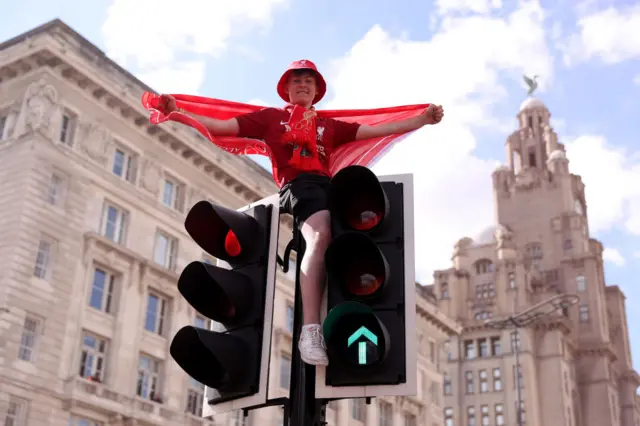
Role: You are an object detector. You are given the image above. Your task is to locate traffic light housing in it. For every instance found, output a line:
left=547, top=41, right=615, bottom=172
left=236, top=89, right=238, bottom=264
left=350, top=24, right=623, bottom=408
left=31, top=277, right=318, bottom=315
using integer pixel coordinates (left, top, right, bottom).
left=315, top=166, right=417, bottom=399
left=170, top=194, right=280, bottom=416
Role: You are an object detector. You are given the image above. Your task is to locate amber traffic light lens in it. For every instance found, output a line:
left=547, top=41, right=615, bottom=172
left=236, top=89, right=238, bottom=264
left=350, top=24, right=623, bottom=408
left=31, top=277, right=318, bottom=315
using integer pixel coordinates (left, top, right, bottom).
left=344, top=260, right=384, bottom=296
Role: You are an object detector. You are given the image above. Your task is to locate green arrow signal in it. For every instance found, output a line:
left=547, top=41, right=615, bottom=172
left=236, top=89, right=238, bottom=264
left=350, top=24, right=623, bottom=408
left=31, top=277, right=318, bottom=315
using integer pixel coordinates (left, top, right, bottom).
left=348, top=326, right=378, bottom=365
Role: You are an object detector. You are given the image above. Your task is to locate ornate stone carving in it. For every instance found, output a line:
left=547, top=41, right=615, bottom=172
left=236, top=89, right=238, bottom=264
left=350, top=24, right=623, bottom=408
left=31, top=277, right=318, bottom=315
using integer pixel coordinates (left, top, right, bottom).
left=495, top=224, right=515, bottom=249
left=15, top=78, right=59, bottom=139
left=78, top=121, right=112, bottom=165
left=139, top=158, right=162, bottom=195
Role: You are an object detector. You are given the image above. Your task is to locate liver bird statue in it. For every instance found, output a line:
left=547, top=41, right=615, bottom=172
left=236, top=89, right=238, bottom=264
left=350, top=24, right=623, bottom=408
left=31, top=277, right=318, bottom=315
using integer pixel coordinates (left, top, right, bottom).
left=523, top=74, right=539, bottom=96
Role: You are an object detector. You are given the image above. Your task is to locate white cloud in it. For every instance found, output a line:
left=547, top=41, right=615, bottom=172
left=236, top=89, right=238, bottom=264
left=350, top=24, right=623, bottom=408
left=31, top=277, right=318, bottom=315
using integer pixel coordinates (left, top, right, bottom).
left=136, top=61, right=206, bottom=94
left=603, top=247, right=626, bottom=267
left=435, top=0, right=503, bottom=15
left=562, top=4, right=640, bottom=65
left=564, top=135, right=640, bottom=235
left=634, top=74, right=640, bottom=86
left=101, top=0, right=288, bottom=93
left=324, top=0, right=552, bottom=282
left=634, top=251, right=640, bottom=259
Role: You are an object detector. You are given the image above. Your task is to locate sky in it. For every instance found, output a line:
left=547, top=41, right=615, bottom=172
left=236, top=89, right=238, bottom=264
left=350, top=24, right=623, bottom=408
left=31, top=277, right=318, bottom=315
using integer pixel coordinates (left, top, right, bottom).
left=2, top=0, right=640, bottom=370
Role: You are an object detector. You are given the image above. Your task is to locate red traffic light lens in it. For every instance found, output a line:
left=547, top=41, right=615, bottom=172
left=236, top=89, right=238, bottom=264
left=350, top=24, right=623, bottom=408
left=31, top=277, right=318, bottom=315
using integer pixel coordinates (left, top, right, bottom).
left=344, top=260, right=384, bottom=296
left=346, top=201, right=383, bottom=231
left=224, top=230, right=242, bottom=257
left=325, top=232, right=390, bottom=300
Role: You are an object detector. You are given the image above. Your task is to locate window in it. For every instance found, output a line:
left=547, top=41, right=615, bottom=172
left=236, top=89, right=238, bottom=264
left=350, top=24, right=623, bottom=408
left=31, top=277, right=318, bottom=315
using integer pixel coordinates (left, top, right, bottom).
left=475, top=311, right=492, bottom=321
left=481, top=405, right=489, bottom=426
left=279, top=354, right=291, bottom=389
left=515, top=401, right=525, bottom=424
left=5, top=397, right=28, bottom=426
left=464, top=340, right=476, bottom=359
left=100, top=203, right=128, bottom=244
left=162, top=177, right=184, bottom=211
left=528, top=148, right=536, bottom=167
left=467, top=406, right=476, bottom=426
left=579, top=305, right=589, bottom=322
left=69, top=415, right=100, bottom=426
left=89, top=267, right=116, bottom=314
left=527, top=116, right=533, bottom=128
left=513, top=364, right=523, bottom=389
left=154, top=231, right=177, bottom=270
left=564, top=239, right=573, bottom=250
left=479, top=339, right=488, bottom=357
left=137, top=354, right=162, bottom=401
left=475, top=283, right=495, bottom=299
left=230, top=410, right=249, bottom=426
left=443, top=374, right=452, bottom=395
left=59, top=110, right=76, bottom=146
left=379, top=401, right=392, bottom=426
left=475, top=259, right=493, bottom=275
left=404, top=413, right=417, bottom=426
left=194, top=314, right=211, bottom=330
left=479, top=370, right=488, bottom=393
left=350, top=399, right=364, bottom=421
left=79, top=332, right=108, bottom=382
left=440, top=282, right=449, bottom=298
left=493, top=368, right=503, bottom=391
left=465, top=371, right=474, bottom=394
left=429, top=340, right=436, bottom=363
left=491, top=337, right=501, bottom=355
left=33, top=237, right=53, bottom=280
left=444, top=339, right=451, bottom=361
left=495, top=403, right=504, bottom=426
left=285, top=304, right=294, bottom=333
left=576, top=275, right=586, bottom=292
left=144, top=293, right=168, bottom=335
left=508, top=272, right=516, bottom=288
left=18, top=316, right=40, bottom=362
left=46, top=172, right=65, bottom=206
left=444, top=407, right=454, bottom=426
left=0, top=114, right=7, bottom=139
left=525, top=243, right=543, bottom=259
left=511, top=332, right=521, bottom=351
left=112, top=147, right=135, bottom=182
left=186, top=377, right=205, bottom=416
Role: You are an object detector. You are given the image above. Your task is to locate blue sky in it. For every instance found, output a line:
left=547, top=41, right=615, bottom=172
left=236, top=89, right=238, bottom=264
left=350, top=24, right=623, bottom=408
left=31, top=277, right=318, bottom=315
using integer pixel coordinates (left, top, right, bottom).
left=2, top=0, right=640, bottom=372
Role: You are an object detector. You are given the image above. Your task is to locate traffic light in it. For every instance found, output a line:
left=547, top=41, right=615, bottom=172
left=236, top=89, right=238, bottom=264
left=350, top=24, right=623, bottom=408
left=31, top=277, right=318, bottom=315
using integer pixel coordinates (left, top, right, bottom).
left=315, top=166, right=417, bottom=399
left=170, top=194, right=280, bottom=416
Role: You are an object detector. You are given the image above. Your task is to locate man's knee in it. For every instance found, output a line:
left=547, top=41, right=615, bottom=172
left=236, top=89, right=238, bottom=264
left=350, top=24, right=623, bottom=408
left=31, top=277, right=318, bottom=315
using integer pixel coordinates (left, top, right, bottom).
left=301, top=210, right=332, bottom=250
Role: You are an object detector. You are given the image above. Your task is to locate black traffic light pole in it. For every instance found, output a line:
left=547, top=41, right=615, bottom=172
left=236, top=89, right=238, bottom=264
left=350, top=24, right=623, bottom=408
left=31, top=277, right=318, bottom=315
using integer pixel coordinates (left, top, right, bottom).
left=284, top=225, right=327, bottom=426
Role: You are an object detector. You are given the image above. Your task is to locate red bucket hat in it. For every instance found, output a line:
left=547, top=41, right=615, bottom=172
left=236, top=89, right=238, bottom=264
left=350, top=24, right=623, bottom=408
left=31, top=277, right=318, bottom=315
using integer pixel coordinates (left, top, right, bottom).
left=277, top=59, right=327, bottom=105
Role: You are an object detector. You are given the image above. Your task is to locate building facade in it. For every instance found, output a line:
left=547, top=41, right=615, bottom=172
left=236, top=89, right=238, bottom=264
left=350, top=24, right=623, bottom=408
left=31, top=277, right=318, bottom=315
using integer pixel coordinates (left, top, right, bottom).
left=432, top=97, right=640, bottom=426
left=0, top=20, right=459, bottom=426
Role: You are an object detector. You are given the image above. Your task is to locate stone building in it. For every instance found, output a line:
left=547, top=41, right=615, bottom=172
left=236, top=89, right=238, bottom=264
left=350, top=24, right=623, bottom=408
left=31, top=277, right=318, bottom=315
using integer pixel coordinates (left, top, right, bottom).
left=0, top=20, right=460, bottom=426
left=432, top=97, right=640, bottom=426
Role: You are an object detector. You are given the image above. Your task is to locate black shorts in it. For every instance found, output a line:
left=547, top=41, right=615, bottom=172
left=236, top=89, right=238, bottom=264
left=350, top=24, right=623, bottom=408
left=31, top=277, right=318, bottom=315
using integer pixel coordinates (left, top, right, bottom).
left=279, top=173, right=331, bottom=225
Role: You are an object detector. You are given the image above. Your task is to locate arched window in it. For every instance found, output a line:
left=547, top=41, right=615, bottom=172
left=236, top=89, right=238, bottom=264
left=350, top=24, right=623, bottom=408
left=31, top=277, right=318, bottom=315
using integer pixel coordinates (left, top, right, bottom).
left=475, top=259, right=494, bottom=275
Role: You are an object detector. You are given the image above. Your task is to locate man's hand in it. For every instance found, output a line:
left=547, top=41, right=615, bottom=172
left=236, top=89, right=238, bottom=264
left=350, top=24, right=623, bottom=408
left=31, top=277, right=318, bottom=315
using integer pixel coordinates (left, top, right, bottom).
left=158, top=94, right=178, bottom=114
left=423, top=104, right=444, bottom=125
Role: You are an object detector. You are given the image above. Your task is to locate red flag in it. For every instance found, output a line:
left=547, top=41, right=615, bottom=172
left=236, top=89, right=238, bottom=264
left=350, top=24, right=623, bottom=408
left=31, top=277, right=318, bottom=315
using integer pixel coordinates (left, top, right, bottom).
left=141, top=92, right=429, bottom=178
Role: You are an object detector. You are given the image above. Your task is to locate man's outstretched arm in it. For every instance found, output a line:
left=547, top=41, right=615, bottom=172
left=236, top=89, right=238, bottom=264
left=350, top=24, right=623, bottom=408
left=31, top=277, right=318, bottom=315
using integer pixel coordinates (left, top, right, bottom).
left=160, top=94, right=240, bottom=136
left=355, top=104, right=444, bottom=141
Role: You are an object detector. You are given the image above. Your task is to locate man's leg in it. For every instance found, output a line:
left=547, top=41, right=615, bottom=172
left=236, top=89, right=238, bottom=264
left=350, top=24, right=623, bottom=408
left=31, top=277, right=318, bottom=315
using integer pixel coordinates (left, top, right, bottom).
left=297, top=209, right=332, bottom=366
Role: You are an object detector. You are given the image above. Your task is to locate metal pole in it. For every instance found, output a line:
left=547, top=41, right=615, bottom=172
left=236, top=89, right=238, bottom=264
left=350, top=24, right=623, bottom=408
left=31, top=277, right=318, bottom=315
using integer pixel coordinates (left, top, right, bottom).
left=287, top=230, right=325, bottom=426
left=513, top=328, right=523, bottom=426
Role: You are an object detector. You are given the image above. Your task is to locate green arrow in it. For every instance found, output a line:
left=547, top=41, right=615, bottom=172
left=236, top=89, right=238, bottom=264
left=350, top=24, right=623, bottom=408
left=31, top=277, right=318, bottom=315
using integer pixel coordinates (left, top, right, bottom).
left=348, top=326, right=378, bottom=347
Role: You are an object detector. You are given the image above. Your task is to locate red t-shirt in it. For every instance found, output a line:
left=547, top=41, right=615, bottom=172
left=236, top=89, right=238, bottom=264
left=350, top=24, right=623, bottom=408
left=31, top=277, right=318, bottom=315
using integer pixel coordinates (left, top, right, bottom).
left=235, top=107, right=361, bottom=187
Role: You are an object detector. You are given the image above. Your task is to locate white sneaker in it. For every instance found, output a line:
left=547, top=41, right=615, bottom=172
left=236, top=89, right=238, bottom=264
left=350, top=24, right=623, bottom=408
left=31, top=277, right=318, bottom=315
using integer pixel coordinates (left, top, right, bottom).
left=298, top=324, right=329, bottom=366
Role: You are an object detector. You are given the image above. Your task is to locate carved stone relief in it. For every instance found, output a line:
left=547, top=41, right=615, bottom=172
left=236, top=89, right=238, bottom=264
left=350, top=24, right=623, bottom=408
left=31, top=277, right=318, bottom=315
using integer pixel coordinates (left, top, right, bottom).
left=78, top=120, right=112, bottom=166
left=139, top=157, right=162, bottom=196
left=14, top=78, right=60, bottom=139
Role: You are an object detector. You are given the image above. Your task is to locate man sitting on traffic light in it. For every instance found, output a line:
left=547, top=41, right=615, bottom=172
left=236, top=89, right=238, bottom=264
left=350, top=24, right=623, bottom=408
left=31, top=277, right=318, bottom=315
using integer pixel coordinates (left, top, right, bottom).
left=151, top=60, right=444, bottom=366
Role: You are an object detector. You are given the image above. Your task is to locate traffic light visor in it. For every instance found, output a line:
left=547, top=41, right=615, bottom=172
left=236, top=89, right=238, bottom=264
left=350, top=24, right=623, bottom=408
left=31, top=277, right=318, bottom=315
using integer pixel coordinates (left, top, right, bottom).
left=177, top=261, right=254, bottom=323
left=170, top=326, right=248, bottom=390
left=325, top=232, right=390, bottom=298
left=185, top=201, right=261, bottom=263
left=331, top=165, right=389, bottom=232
